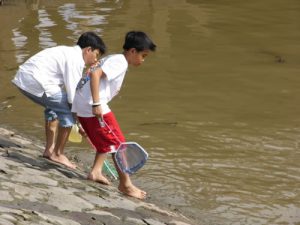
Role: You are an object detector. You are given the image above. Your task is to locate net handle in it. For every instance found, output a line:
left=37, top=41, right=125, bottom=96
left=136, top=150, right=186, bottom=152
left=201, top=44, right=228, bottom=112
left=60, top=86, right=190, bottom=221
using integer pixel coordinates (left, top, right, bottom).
left=98, top=117, right=122, bottom=144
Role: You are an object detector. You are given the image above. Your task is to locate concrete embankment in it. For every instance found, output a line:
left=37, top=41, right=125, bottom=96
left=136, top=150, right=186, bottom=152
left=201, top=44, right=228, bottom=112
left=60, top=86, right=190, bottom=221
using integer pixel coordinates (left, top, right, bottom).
left=0, top=126, right=196, bottom=225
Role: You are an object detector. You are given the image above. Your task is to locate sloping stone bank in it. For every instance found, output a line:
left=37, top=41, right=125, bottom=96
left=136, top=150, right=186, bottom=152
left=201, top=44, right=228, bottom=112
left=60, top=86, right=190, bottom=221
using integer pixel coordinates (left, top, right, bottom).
left=0, top=127, right=197, bottom=225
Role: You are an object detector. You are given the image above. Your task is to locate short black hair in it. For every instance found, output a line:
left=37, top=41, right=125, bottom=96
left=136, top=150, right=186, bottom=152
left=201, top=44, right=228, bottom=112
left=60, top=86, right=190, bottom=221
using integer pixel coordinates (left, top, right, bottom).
left=77, top=31, right=106, bottom=54
left=123, top=31, right=156, bottom=52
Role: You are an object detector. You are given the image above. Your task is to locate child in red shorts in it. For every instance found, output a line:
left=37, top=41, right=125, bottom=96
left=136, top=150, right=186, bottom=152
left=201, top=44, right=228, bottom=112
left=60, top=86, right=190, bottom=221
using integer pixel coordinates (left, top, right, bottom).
left=72, top=31, right=156, bottom=199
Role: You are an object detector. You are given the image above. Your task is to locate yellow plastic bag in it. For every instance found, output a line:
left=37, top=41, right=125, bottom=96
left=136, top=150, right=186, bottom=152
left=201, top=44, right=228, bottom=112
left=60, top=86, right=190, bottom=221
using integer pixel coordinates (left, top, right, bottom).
left=68, top=125, right=82, bottom=143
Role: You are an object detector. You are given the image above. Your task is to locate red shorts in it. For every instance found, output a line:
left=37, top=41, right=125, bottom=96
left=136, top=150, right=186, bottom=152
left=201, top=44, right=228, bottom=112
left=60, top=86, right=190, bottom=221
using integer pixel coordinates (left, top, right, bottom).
left=78, top=112, right=125, bottom=153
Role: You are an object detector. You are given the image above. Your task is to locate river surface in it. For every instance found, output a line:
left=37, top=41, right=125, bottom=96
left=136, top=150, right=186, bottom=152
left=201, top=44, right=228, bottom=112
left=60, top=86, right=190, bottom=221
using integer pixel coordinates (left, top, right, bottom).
left=1, top=0, right=300, bottom=224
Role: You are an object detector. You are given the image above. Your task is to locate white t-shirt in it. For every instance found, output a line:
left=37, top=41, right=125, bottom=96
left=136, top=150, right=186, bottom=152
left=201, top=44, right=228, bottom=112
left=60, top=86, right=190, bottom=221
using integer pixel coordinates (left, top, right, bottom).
left=12, top=45, right=85, bottom=103
left=72, top=54, right=128, bottom=117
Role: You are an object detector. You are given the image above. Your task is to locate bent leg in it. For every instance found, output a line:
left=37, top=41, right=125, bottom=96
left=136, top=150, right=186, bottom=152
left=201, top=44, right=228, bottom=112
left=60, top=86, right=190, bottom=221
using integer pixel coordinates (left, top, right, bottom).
left=49, top=126, right=76, bottom=169
left=43, top=119, right=58, bottom=158
left=42, top=91, right=76, bottom=169
left=87, top=152, right=110, bottom=185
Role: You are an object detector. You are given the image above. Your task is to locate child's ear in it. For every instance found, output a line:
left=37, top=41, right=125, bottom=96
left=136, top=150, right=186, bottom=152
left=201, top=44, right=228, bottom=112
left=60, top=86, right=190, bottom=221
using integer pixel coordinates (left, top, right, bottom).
left=87, top=47, right=93, bottom=53
left=129, top=48, right=137, bottom=54
left=82, top=47, right=91, bottom=55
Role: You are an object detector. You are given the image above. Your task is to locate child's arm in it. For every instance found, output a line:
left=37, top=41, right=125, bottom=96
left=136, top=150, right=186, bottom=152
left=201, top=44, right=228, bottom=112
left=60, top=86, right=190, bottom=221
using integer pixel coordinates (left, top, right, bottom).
left=90, top=68, right=105, bottom=117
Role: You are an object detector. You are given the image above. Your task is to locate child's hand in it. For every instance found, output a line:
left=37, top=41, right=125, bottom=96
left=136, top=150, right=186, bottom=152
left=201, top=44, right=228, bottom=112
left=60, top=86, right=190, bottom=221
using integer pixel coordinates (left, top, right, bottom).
left=78, top=125, right=87, bottom=137
left=92, top=105, right=103, bottom=118
left=86, top=61, right=100, bottom=75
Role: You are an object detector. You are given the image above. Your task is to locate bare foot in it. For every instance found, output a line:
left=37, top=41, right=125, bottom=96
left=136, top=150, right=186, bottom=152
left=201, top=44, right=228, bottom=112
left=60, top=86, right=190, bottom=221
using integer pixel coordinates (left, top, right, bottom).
left=87, top=172, right=110, bottom=185
left=49, top=154, right=77, bottom=169
left=118, top=184, right=147, bottom=200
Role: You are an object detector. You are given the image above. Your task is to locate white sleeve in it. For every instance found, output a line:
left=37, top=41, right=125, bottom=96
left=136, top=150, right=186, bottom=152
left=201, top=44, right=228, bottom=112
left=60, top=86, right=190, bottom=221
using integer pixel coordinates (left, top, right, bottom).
left=101, top=56, right=127, bottom=80
left=63, top=59, right=82, bottom=104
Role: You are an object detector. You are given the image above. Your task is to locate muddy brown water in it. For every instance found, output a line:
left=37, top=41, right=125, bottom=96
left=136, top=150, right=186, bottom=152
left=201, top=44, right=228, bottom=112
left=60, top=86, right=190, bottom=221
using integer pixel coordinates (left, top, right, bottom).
left=1, top=0, right=300, bottom=224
